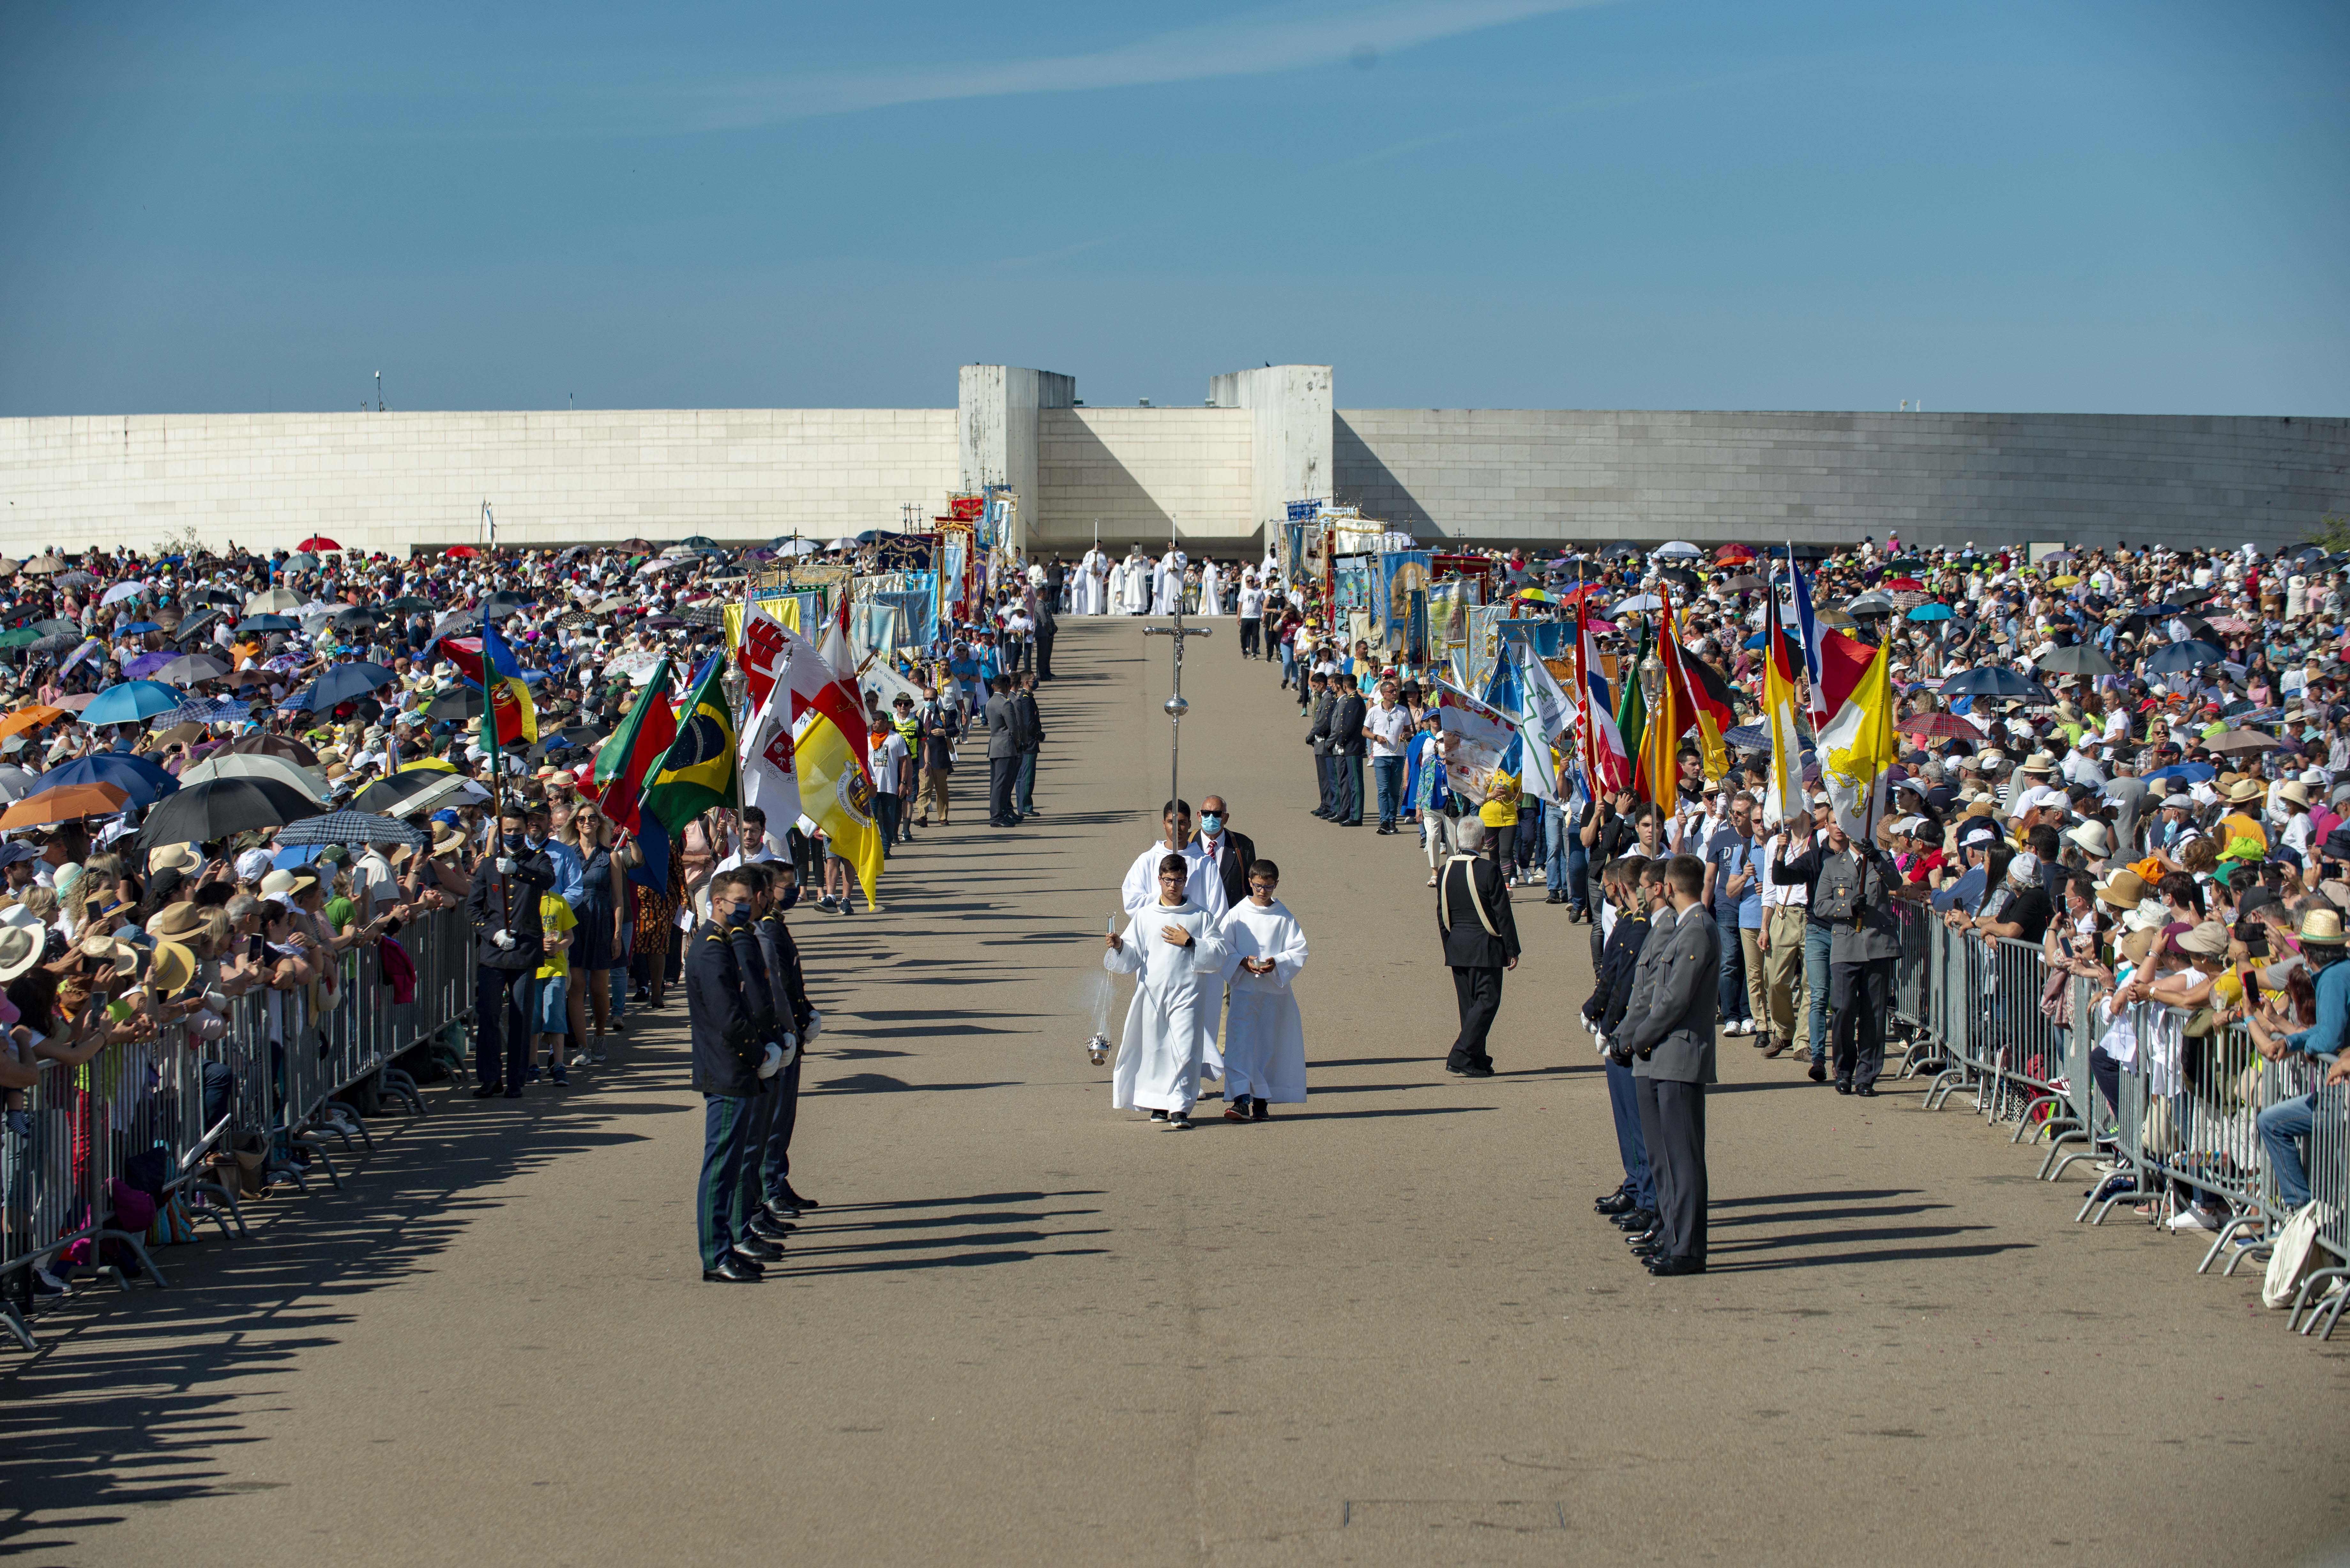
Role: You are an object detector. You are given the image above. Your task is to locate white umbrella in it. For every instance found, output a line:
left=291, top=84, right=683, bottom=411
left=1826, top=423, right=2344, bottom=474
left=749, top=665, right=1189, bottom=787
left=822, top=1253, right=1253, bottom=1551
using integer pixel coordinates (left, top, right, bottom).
left=245, top=587, right=301, bottom=614
left=1612, top=592, right=1663, bottom=613
left=0, top=763, right=36, bottom=803
left=827, top=537, right=856, bottom=551
left=101, top=581, right=148, bottom=606
left=1653, top=541, right=1702, bottom=559
left=775, top=539, right=822, bottom=557
left=178, top=750, right=330, bottom=802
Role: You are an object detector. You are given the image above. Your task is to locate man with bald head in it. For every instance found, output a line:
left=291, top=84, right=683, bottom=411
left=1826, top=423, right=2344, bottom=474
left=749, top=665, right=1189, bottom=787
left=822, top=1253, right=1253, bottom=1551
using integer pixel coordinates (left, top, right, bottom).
left=1194, top=795, right=1255, bottom=909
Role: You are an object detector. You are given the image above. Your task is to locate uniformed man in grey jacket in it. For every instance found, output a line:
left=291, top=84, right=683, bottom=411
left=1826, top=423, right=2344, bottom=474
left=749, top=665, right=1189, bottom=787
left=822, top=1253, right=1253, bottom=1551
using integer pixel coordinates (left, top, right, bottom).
left=1814, top=827, right=1905, bottom=1097
left=1618, top=853, right=1719, bottom=1277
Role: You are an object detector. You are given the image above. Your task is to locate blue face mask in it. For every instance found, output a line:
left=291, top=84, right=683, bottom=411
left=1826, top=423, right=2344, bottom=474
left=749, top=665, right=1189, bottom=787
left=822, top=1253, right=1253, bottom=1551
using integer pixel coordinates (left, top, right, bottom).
left=1200, top=814, right=1224, bottom=834
left=779, top=885, right=801, bottom=911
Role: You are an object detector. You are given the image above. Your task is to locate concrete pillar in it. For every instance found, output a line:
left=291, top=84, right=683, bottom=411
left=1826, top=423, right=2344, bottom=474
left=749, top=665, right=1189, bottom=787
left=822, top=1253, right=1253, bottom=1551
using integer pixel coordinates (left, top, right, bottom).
left=1209, top=365, right=1333, bottom=548
left=958, top=365, right=1073, bottom=558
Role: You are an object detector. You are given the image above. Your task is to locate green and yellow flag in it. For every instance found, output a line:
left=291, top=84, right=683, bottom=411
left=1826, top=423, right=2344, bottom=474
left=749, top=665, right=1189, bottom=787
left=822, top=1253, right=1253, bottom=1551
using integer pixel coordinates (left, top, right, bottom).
left=641, top=653, right=739, bottom=833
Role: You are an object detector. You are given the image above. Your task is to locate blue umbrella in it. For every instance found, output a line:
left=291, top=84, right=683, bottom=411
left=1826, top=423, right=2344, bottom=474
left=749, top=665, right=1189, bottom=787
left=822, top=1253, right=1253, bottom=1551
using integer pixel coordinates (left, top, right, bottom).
left=2144, top=640, right=2224, bottom=674
left=288, top=662, right=394, bottom=713
left=1907, top=603, right=1953, bottom=622
left=80, top=680, right=187, bottom=726
left=2144, top=761, right=2217, bottom=788
left=1741, top=629, right=1805, bottom=652
left=119, top=621, right=162, bottom=635
left=151, top=697, right=253, bottom=729
left=42, top=752, right=180, bottom=808
left=239, top=614, right=300, bottom=632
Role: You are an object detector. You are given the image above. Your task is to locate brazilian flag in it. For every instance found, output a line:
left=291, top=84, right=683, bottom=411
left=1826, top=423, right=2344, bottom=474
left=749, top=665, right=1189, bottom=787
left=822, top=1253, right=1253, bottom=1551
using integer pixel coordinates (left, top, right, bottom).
left=642, top=653, right=739, bottom=833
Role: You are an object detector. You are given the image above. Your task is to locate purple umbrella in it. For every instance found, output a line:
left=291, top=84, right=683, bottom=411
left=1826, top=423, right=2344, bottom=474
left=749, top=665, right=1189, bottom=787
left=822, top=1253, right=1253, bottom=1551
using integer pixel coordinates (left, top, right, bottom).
left=124, top=649, right=176, bottom=681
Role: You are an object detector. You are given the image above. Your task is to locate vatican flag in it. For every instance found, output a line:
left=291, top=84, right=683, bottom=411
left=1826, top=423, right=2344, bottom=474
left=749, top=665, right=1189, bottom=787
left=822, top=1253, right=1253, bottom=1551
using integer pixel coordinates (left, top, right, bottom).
left=1815, top=637, right=1898, bottom=843
left=793, top=706, right=885, bottom=912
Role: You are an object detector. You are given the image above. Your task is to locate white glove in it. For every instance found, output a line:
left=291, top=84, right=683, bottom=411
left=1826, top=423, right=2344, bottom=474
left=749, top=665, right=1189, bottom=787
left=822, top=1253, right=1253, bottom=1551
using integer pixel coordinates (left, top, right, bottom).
left=1592, top=1030, right=1610, bottom=1058
left=757, top=1043, right=784, bottom=1079
left=777, top=1033, right=800, bottom=1068
left=803, top=1010, right=823, bottom=1043
left=492, top=929, right=517, bottom=951
left=495, top=856, right=519, bottom=874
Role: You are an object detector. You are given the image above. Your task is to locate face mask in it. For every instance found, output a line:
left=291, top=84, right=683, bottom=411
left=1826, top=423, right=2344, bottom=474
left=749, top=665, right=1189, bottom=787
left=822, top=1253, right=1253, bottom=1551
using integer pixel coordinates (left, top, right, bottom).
left=779, top=885, right=800, bottom=911
left=1200, top=814, right=1223, bottom=834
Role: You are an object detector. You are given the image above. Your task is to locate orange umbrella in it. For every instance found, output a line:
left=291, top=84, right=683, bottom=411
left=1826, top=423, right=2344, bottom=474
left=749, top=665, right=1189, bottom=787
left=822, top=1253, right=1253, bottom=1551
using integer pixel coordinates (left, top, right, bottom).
left=0, top=705, right=64, bottom=740
left=0, top=780, right=128, bottom=828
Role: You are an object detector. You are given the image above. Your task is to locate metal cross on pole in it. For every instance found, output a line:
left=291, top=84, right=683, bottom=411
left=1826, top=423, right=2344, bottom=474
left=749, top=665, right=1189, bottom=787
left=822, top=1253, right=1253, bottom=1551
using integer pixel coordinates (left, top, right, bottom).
left=1143, top=600, right=1212, bottom=815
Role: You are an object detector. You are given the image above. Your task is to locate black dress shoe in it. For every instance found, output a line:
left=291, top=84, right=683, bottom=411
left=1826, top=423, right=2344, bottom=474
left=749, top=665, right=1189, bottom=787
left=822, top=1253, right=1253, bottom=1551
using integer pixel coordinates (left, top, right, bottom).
left=472, top=1084, right=505, bottom=1098
left=1459, top=1063, right=1494, bottom=1078
left=781, top=1186, right=820, bottom=1210
left=1626, top=1227, right=1662, bottom=1249
left=735, top=1236, right=785, bottom=1262
left=749, top=1214, right=797, bottom=1242
left=702, top=1258, right=762, bottom=1283
left=1444, top=1062, right=1467, bottom=1075
left=1646, top=1254, right=1706, bottom=1277
left=1808, top=1061, right=1828, bottom=1082
left=1614, top=1207, right=1658, bottom=1233
left=1595, top=1189, right=1637, bottom=1216
left=727, top=1251, right=766, bottom=1277
left=1855, top=1084, right=1877, bottom=1098
left=1834, top=1080, right=1854, bottom=1095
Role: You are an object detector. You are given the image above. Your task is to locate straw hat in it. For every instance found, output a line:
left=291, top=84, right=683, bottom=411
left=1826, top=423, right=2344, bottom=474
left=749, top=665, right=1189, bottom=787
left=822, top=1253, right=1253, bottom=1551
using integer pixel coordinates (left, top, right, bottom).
left=2299, top=908, right=2347, bottom=946
left=2118, top=926, right=2159, bottom=967
left=430, top=821, right=468, bottom=857
left=147, top=841, right=201, bottom=877
left=148, top=939, right=197, bottom=997
left=2096, top=868, right=2148, bottom=909
left=0, top=924, right=41, bottom=983
left=148, top=901, right=206, bottom=940
left=2226, top=778, right=2264, bottom=804
left=2019, top=752, right=2057, bottom=776
left=2176, top=920, right=2230, bottom=957
left=2279, top=780, right=2311, bottom=809
left=78, top=933, right=142, bottom=972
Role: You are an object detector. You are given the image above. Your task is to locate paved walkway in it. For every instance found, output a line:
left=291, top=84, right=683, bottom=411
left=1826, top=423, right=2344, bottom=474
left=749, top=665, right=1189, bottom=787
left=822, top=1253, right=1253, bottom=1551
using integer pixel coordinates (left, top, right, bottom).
left=5, top=620, right=2345, bottom=1566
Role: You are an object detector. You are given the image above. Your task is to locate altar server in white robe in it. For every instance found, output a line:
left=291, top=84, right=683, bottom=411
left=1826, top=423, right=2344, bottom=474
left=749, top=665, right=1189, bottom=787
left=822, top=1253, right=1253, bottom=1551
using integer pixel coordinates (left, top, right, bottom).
left=1153, top=550, right=1187, bottom=614
left=1199, top=560, right=1224, bottom=616
left=1118, top=801, right=1229, bottom=1076
left=1080, top=547, right=1108, bottom=615
left=1106, top=854, right=1232, bottom=1129
left=1217, top=858, right=1308, bottom=1120
left=1120, top=550, right=1151, bottom=614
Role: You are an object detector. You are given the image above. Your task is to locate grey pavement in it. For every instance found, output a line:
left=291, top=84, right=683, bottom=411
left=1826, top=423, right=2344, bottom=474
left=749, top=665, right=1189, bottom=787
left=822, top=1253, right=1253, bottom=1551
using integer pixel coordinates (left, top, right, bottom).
left=5, top=619, right=2346, bottom=1566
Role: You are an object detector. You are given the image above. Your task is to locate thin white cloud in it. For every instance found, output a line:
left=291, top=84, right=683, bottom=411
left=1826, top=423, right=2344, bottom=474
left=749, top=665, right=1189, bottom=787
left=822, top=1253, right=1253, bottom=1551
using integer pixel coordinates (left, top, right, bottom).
left=686, top=0, right=1619, bottom=129
left=1328, top=66, right=1808, bottom=171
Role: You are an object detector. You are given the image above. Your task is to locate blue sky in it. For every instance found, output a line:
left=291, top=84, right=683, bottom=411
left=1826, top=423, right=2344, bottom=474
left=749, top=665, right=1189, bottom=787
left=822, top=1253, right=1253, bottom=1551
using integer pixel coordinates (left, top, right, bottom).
left=3, top=1, right=2344, bottom=416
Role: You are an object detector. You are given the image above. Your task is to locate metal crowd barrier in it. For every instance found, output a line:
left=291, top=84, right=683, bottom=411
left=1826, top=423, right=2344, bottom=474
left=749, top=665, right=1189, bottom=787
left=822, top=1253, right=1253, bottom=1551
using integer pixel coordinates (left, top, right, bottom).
left=0, top=908, right=475, bottom=1353
left=1897, top=916, right=2350, bottom=1342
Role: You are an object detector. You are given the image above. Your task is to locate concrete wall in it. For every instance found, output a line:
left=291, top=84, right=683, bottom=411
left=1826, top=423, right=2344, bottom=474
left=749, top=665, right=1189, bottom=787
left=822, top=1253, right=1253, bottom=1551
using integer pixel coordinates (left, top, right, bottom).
left=1209, top=365, right=1334, bottom=542
left=0, top=408, right=961, bottom=554
left=957, top=365, right=1073, bottom=556
left=1334, top=409, right=2350, bottom=553
left=1032, top=407, right=1253, bottom=552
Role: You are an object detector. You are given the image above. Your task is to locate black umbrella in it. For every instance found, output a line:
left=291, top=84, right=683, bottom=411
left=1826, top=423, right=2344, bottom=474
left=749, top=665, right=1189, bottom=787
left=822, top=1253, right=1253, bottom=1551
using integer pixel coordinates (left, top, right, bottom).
left=30, top=632, right=79, bottom=655
left=2035, top=644, right=2116, bottom=677
left=1939, top=666, right=2055, bottom=703
left=1658, top=567, right=1700, bottom=591
left=174, top=608, right=226, bottom=645
left=330, top=606, right=377, bottom=629
left=240, top=614, right=299, bottom=632
left=678, top=535, right=720, bottom=549
left=382, top=595, right=435, bottom=613
left=526, top=725, right=604, bottom=762
left=28, top=619, right=77, bottom=637
left=351, top=770, right=461, bottom=816
left=1601, top=541, right=1645, bottom=561
left=2144, top=640, right=2224, bottom=674
left=427, top=687, right=485, bottom=721
left=138, top=777, right=315, bottom=845
left=275, top=810, right=428, bottom=848
left=289, top=662, right=393, bottom=712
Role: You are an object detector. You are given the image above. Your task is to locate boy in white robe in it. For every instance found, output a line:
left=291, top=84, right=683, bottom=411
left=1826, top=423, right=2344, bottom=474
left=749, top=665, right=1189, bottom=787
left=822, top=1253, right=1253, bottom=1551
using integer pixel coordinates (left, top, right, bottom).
left=1116, top=800, right=1227, bottom=1077
left=1217, top=858, right=1308, bottom=1120
left=1106, top=854, right=1232, bottom=1130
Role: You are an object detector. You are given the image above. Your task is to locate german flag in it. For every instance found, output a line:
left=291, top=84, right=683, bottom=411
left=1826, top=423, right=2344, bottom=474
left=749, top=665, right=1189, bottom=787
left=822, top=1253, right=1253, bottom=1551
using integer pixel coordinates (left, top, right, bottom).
left=1681, top=647, right=1738, bottom=783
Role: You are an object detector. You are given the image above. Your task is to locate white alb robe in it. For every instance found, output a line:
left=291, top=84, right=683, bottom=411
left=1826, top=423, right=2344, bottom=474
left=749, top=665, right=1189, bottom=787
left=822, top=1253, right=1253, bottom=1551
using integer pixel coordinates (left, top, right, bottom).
left=1119, top=556, right=1150, bottom=614
left=1120, top=842, right=1229, bottom=1075
left=1080, top=550, right=1107, bottom=614
left=1218, top=898, right=1309, bottom=1104
left=1107, top=900, right=1231, bottom=1112
left=1153, top=551, right=1187, bottom=614
left=1199, top=562, right=1224, bottom=616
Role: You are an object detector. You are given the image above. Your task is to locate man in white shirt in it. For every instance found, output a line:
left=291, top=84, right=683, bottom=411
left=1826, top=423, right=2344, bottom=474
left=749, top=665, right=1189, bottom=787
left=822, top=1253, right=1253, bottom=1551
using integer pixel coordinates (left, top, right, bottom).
left=1757, top=811, right=1813, bottom=1060
left=1364, top=680, right=1412, bottom=835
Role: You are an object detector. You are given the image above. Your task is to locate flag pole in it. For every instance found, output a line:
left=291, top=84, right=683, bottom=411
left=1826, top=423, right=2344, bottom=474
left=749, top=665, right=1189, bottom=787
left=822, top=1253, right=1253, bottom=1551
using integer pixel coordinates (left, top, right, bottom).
left=482, top=629, right=509, bottom=931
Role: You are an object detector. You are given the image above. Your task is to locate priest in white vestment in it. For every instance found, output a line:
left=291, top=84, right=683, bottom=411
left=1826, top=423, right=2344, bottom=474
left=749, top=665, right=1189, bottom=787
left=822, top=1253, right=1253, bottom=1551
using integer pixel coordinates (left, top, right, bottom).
left=1199, top=560, right=1224, bottom=616
left=1153, top=550, right=1187, bottom=614
left=1080, top=548, right=1107, bottom=614
left=1217, top=860, right=1308, bottom=1119
left=1119, top=551, right=1150, bottom=614
left=1106, top=854, right=1233, bottom=1128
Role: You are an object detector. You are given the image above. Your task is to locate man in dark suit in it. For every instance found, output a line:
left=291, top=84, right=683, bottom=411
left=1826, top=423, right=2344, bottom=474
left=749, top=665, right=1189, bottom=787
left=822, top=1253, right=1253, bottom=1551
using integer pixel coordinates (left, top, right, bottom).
left=1033, top=594, right=1058, bottom=680
left=1330, top=674, right=1368, bottom=827
left=1305, top=673, right=1337, bottom=818
left=1584, top=856, right=1659, bottom=1236
left=1438, top=817, right=1519, bottom=1076
left=689, top=868, right=780, bottom=1283
left=1194, top=794, right=1255, bottom=908
left=984, top=676, right=1020, bottom=827
left=461, top=802, right=557, bottom=1100
left=1012, top=673, right=1045, bottom=818
left=1043, top=557, right=1066, bottom=614
left=1620, top=853, right=1720, bottom=1277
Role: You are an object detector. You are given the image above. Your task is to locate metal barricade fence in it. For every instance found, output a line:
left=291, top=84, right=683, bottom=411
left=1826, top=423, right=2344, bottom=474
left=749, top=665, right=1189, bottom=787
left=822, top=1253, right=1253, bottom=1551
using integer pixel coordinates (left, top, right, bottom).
left=1894, top=911, right=2350, bottom=1342
left=1, top=908, right=475, bottom=1353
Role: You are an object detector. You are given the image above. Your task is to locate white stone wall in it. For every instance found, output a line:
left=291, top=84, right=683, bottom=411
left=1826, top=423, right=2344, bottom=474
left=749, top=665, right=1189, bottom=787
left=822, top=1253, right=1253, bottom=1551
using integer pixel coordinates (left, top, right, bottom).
left=0, top=408, right=961, bottom=555
left=1334, top=409, right=2350, bottom=553
left=1032, top=407, right=1255, bottom=551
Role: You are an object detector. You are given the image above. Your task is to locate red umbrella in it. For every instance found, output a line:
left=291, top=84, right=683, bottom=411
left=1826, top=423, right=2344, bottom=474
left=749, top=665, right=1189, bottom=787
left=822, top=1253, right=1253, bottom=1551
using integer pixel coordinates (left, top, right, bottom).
left=1884, top=577, right=1924, bottom=591
left=1897, top=712, right=1982, bottom=742
left=1557, top=582, right=1611, bottom=603
left=444, top=545, right=482, bottom=559
left=296, top=535, right=341, bottom=552
left=1715, top=544, right=1755, bottom=562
